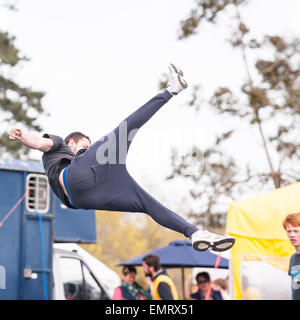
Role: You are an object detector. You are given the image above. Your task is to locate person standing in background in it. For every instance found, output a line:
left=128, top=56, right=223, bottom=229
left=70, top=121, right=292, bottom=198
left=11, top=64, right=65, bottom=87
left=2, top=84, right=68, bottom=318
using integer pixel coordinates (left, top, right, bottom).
left=213, top=277, right=231, bottom=300
left=111, top=266, right=152, bottom=300
left=190, top=272, right=223, bottom=300
left=283, top=212, right=300, bottom=300
left=142, top=254, right=178, bottom=300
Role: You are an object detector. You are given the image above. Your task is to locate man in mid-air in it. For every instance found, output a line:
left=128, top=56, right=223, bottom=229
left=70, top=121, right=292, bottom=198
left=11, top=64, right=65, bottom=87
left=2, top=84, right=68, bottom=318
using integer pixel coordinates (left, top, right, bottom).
left=9, top=64, right=235, bottom=253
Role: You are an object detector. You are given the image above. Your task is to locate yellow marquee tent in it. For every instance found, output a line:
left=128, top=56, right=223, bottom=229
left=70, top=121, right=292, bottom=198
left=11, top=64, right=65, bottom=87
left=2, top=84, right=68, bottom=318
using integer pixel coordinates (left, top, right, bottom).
left=225, top=182, right=300, bottom=299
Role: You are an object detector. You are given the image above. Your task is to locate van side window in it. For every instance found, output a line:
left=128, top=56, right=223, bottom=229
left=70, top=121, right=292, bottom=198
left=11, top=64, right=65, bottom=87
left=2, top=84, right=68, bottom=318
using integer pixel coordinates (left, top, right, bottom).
left=26, top=174, right=49, bottom=213
left=60, top=257, right=83, bottom=300
left=59, top=257, right=109, bottom=300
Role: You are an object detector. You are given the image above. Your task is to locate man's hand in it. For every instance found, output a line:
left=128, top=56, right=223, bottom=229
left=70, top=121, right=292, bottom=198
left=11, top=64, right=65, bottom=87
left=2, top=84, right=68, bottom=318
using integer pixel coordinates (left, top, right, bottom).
left=8, top=127, right=53, bottom=152
left=9, top=128, right=23, bottom=141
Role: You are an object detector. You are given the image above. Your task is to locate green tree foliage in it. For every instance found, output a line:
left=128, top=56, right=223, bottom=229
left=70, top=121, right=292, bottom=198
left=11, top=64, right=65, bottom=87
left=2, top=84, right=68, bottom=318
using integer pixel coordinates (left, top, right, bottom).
left=166, top=0, right=300, bottom=229
left=0, top=4, right=46, bottom=158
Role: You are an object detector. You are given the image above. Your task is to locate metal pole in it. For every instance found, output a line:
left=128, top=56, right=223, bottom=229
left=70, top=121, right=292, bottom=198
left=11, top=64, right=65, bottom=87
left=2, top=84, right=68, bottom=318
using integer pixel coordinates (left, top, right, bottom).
left=181, top=267, right=185, bottom=299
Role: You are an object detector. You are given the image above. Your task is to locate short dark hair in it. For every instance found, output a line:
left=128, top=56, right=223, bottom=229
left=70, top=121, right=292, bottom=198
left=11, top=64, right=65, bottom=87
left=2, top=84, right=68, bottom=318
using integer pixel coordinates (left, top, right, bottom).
left=122, top=266, right=136, bottom=275
left=196, top=272, right=210, bottom=283
left=64, top=131, right=91, bottom=145
left=142, top=254, right=161, bottom=271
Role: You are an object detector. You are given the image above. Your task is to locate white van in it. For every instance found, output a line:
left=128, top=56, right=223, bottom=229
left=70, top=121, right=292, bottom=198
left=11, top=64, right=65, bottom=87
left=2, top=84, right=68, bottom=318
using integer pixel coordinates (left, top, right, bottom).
left=52, top=244, right=121, bottom=300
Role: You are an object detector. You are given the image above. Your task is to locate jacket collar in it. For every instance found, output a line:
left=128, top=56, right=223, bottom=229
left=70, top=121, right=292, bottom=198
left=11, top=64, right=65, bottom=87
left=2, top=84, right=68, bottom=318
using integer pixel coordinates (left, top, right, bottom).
left=152, top=268, right=167, bottom=281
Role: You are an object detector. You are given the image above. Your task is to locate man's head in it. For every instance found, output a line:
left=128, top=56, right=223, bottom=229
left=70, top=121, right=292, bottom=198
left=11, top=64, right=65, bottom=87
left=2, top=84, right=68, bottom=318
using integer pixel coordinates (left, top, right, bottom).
left=283, top=212, right=300, bottom=251
left=196, top=272, right=211, bottom=293
left=142, top=254, right=161, bottom=277
left=64, top=132, right=91, bottom=155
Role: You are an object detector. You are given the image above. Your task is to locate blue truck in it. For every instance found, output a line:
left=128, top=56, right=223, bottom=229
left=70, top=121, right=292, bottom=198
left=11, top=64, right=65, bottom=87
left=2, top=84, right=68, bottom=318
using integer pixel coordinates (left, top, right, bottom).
left=0, top=158, right=119, bottom=300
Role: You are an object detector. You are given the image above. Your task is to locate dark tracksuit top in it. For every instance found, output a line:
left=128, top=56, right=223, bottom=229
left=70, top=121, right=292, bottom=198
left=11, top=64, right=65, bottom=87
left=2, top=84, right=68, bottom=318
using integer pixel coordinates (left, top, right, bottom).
left=42, top=90, right=198, bottom=238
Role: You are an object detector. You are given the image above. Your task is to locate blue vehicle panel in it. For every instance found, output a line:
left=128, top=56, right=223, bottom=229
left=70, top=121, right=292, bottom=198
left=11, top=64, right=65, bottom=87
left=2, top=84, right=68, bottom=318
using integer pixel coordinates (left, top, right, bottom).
left=0, top=158, right=96, bottom=299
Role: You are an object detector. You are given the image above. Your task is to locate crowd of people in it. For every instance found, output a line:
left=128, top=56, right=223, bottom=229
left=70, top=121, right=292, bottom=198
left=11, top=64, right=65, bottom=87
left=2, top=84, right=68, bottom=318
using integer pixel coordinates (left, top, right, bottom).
left=110, top=212, right=300, bottom=300
left=111, top=254, right=230, bottom=300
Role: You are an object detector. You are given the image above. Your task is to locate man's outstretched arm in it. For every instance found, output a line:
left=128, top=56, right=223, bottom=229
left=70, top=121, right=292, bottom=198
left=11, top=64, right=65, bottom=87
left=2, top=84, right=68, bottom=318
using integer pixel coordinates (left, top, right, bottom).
left=9, top=128, right=53, bottom=152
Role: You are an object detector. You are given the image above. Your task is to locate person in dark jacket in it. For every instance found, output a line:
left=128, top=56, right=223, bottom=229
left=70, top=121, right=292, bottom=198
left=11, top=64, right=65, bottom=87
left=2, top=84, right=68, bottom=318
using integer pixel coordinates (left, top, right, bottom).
left=190, top=272, right=223, bottom=300
left=111, top=266, right=151, bottom=300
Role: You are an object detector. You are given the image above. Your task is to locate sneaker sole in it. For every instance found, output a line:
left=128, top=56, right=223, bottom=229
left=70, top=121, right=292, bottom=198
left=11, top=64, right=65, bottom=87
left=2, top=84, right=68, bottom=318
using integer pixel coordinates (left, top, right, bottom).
left=211, top=238, right=235, bottom=252
left=169, top=64, right=188, bottom=90
left=193, top=238, right=235, bottom=252
left=178, top=75, right=188, bottom=89
left=192, top=240, right=211, bottom=252
left=169, top=63, right=184, bottom=77
left=168, top=63, right=188, bottom=94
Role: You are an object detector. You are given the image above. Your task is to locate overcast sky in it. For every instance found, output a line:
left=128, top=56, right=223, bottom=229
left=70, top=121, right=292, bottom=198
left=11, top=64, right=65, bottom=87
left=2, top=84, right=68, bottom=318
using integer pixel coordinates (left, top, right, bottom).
left=1, top=0, right=300, bottom=211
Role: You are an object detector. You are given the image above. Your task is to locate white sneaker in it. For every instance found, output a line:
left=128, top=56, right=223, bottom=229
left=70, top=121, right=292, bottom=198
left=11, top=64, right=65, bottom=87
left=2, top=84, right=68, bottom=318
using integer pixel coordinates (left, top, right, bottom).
left=166, top=63, right=188, bottom=95
left=191, top=230, right=236, bottom=252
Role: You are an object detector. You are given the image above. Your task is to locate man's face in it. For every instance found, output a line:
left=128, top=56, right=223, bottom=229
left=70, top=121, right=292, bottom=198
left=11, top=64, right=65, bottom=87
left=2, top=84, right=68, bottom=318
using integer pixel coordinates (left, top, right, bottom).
left=286, top=224, right=300, bottom=249
left=68, top=137, right=91, bottom=155
left=197, top=276, right=210, bottom=293
left=142, top=261, right=152, bottom=277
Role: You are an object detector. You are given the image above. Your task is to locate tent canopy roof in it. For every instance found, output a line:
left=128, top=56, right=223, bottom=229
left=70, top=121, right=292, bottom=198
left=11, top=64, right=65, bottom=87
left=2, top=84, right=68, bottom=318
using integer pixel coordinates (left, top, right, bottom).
left=118, top=240, right=229, bottom=269
left=226, top=182, right=300, bottom=240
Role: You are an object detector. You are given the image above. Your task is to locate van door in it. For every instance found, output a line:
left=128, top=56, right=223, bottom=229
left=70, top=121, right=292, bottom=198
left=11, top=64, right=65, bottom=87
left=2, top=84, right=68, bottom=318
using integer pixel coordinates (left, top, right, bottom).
left=20, top=173, right=53, bottom=300
left=57, top=255, right=110, bottom=300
